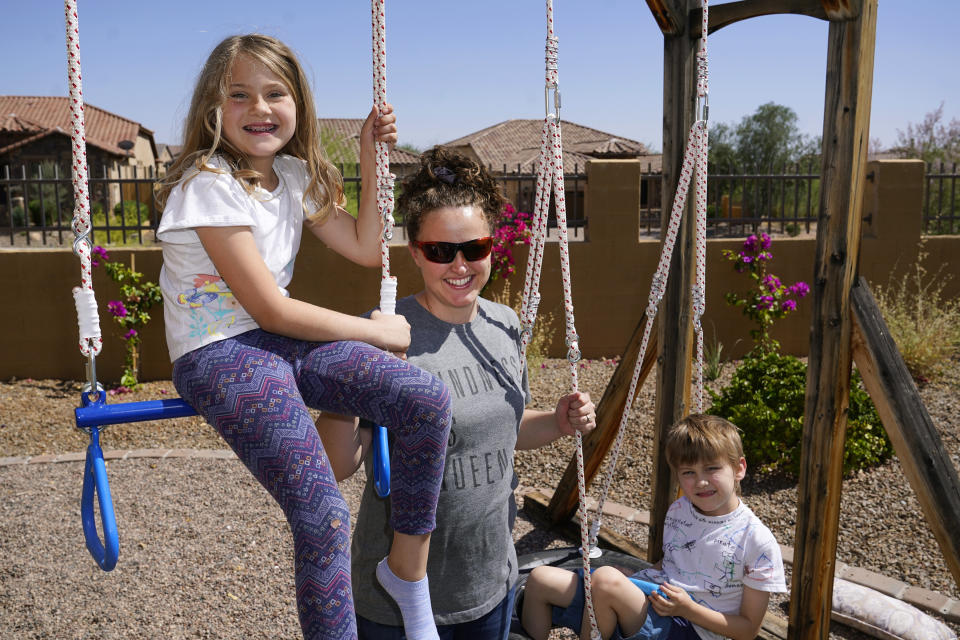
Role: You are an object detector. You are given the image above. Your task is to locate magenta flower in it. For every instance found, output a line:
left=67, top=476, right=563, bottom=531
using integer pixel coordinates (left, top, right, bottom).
left=92, top=245, right=109, bottom=267
left=107, top=300, right=128, bottom=318
left=782, top=300, right=797, bottom=311
left=123, top=328, right=138, bottom=340
left=790, top=282, right=810, bottom=298
left=743, top=235, right=758, bottom=253
left=759, top=233, right=772, bottom=250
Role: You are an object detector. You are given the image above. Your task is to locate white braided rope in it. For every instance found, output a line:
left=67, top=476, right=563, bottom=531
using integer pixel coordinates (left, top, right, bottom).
left=517, top=3, right=598, bottom=637
left=371, top=0, right=397, bottom=306
left=65, top=0, right=102, bottom=359
left=585, top=0, right=710, bottom=548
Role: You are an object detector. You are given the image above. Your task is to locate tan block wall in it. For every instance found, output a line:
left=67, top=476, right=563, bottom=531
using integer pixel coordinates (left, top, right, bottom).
left=0, top=159, right=954, bottom=383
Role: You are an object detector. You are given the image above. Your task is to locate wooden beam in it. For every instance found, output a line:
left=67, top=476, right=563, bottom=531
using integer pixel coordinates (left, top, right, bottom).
left=790, top=1, right=877, bottom=639
left=690, top=0, right=829, bottom=37
left=850, top=277, right=960, bottom=588
left=645, top=0, right=687, bottom=36
left=649, top=0, right=698, bottom=567
left=546, top=315, right=659, bottom=524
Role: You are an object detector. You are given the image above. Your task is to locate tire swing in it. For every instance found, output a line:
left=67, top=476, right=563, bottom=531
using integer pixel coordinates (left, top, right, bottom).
left=510, top=1, right=711, bottom=637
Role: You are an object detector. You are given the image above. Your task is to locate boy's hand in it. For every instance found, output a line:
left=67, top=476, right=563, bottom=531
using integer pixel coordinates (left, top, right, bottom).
left=554, top=391, right=596, bottom=437
left=648, top=582, right=693, bottom=618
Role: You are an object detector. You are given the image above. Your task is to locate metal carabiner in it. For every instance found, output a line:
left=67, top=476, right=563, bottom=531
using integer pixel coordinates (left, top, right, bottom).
left=545, top=85, right=562, bottom=123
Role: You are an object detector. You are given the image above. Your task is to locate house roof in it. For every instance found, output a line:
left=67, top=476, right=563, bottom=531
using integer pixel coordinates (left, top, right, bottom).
left=318, top=118, right=419, bottom=166
left=0, top=96, right=152, bottom=157
left=441, top=119, right=653, bottom=173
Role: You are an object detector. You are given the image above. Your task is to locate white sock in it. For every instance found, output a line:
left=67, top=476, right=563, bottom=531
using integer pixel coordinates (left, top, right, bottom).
left=376, top=557, right=439, bottom=640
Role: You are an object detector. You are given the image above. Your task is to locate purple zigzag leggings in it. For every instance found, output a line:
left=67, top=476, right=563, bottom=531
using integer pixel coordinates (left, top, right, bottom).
left=172, top=329, right=452, bottom=640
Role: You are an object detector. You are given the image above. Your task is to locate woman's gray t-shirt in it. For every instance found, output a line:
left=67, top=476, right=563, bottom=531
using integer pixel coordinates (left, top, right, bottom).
left=351, top=294, right=531, bottom=626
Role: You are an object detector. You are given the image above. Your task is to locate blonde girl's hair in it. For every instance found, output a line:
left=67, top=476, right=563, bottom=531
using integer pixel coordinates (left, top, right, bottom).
left=156, top=34, right=344, bottom=223
left=665, top=414, right=746, bottom=492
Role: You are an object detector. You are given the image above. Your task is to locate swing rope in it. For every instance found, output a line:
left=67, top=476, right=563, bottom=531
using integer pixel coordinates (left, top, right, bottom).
left=371, top=0, right=395, bottom=498
left=65, top=0, right=102, bottom=373
left=518, top=2, right=710, bottom=637
left=518, top=2, right=602, bottom=637
left=372, top=0, right=398, bottom=312
left=582, top=0, right=710, bottom=553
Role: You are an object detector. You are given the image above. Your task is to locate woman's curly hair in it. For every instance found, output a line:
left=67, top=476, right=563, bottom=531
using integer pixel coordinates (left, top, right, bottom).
left=397, top=147, right=505, bottom=241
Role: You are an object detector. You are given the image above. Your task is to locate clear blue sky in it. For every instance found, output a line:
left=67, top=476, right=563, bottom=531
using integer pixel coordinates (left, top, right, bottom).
left=2, top=1, right=957, bottom=152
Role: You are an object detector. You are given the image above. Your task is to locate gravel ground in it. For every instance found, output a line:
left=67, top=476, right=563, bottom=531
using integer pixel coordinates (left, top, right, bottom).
left=1, top=356, right=958, bottom=639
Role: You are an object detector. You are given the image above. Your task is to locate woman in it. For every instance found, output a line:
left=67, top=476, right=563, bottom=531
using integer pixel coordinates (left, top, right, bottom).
left=317, top=147, right=596, bottom=640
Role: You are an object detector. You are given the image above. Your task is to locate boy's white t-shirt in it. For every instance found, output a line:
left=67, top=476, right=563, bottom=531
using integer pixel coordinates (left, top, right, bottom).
left=635, top=496, right=787, bottom=640
left=157, top=154, right=310, bottom=362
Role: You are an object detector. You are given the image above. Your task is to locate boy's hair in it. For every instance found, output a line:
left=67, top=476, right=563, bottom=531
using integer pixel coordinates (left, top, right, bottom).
left=665, top=414, right=745, bottom=478
left=397, top=147, right=505, bottom=241
left=156, top=34, right=344, bottom=224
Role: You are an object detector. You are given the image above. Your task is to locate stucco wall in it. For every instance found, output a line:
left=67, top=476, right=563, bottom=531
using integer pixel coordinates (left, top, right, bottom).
left=0, top=159, right=953, bottom=383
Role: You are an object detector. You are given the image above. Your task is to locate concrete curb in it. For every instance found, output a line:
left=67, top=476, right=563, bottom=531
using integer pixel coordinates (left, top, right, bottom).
left=0, top=448, right=237, bottom=467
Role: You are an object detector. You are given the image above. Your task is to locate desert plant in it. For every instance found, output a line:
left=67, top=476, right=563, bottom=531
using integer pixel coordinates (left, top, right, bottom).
left=703, top=331, right=725, bottom=382
left=490, top=279, right=556, bottom=373
left=709, top=351, right=892, bottom=475
left=872, top=243, right=960, bottom=382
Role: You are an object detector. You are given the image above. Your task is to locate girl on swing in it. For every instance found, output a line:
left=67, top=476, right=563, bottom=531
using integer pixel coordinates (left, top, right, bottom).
left=155, top=34, right=451, bottom=640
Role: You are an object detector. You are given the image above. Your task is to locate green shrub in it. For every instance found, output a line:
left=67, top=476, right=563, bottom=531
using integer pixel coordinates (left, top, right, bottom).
left=872, top=244, right=960, bottom=383
left=709, top=351, right=893, bottom=475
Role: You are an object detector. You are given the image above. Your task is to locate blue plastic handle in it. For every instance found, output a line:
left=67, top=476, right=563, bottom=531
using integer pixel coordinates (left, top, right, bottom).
left=372, top=424, right=390, bottom=498
left=629, top=578, right=667, bottom=598
left=81, top=427, right=119, bottom=571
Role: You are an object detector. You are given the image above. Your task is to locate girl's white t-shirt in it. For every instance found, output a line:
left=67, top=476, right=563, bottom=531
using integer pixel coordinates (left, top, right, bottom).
left=157, top=154, right=309, bottom=362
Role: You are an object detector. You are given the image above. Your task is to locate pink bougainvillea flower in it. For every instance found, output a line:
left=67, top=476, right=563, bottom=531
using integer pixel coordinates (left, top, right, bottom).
left=107, top=300, right=128, bottom=318
left=123, top=329, right=138, bottom=340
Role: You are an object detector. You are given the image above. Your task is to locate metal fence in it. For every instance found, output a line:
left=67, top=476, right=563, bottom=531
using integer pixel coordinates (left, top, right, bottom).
left=0, top=162, right=589, bottom=247
left=0, top=162, right=160, bottom=247
left=925, top=162, right=959, bottom=234
left=12, top=159, right=953, bottom=246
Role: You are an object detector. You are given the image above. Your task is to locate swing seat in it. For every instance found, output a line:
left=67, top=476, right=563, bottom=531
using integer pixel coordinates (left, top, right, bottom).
left=74, top=390, right=198, bottom=570
left=509, top=548, right=654, bottom=639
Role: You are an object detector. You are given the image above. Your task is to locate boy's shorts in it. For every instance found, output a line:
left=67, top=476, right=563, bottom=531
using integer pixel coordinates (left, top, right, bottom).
left=550, top=569, right=701, bottom=640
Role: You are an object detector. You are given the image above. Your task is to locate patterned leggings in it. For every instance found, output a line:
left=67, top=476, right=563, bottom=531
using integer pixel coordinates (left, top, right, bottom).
left=172, top=330, right=452, bottom=640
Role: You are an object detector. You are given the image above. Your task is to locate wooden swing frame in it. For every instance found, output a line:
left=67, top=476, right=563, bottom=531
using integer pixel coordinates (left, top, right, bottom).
left=538, top=2, right=960, bottom=638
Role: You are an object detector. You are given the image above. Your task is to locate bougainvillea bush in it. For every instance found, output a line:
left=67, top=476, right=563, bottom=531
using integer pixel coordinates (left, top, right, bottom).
left=710, top=233, right=891, bottom=475
left=93, top=246, right=162, bottom=390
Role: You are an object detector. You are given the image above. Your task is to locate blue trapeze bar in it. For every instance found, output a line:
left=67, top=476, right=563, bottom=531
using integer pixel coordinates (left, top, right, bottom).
left=81, top=427, right=119, bottom=571
left=372, top=424, right=390, bottom=498
left=76, top=391, right=197, bottom=570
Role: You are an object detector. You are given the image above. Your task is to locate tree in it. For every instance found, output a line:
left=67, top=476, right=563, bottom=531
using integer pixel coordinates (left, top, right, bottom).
left=892, top=103, right=960, bottom=166
left=708, top=102, right=816, bottom=173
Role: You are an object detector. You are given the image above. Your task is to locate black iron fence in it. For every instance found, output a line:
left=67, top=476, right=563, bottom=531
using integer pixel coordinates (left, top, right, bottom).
left=925, top=162, right=959, bottom=234
left=0, top=162, right=589, bottom=247
left=0, top=162, right=160, bottom=247
left=7, top=159, right=951, bottom=247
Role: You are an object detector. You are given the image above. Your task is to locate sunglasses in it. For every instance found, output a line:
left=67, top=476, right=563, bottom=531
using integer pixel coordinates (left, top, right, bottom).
left=413, top=237, right=494, bottom=264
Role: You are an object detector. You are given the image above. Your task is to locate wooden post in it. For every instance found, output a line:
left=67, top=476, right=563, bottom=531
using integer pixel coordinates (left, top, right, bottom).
left=646, top=0, right=698, bottom=565
left=850, top=278, right=960, bottom=588
left=546, top=316, right=659, bottom=524
left=790, top=1, right=877, bottom=638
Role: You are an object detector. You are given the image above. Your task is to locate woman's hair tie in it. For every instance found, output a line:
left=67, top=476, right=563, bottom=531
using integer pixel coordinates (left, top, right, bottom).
left=433, top=166, right=457, bottom=185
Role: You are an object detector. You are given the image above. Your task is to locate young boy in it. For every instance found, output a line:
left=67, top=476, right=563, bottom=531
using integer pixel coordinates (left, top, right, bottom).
left=521, top=414, right=786, bottom=640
